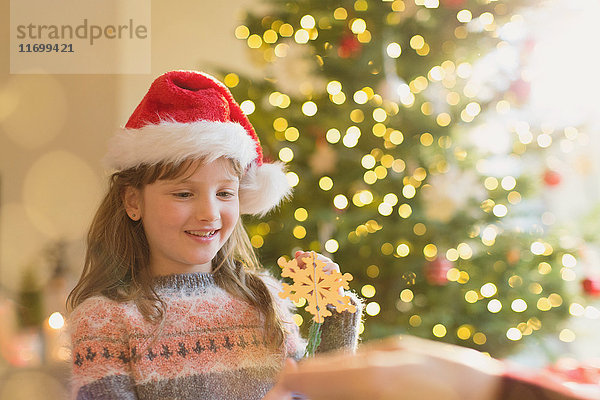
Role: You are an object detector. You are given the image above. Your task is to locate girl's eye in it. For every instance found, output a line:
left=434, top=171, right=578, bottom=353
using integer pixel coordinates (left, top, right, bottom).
left=173, top=192, right=193, bottom=198
left=217, top=191, right=235, bottom=198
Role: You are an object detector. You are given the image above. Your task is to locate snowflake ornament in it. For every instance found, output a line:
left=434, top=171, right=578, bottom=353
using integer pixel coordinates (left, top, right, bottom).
left=278, top=252, right=356, bottom=323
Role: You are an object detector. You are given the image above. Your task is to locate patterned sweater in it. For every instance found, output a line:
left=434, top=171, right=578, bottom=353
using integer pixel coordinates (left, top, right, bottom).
left=69, top=272, right=363, bottom=399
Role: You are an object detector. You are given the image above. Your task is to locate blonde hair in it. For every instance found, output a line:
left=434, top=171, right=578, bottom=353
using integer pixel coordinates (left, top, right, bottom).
left=66, top=158, right=285, bottom=348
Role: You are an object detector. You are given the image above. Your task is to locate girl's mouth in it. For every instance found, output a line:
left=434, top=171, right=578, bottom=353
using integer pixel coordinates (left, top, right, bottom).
left=186, top=230, right=218, bottom=238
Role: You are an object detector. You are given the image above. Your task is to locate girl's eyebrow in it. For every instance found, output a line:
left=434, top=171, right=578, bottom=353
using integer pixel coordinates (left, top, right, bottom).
left=177, top=177, right=239, bottom=184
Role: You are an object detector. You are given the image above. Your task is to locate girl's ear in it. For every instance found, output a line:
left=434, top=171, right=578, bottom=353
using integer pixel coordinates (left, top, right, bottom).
left=123, top=186, right=142, bottom=221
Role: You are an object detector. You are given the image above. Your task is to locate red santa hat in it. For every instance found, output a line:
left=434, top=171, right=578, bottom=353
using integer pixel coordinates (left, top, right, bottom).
left=103, top=70, right=291, bottom=216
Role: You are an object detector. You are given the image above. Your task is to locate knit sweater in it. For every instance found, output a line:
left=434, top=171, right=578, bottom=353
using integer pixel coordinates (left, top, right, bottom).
left=69, top=272, right=363, bottom=400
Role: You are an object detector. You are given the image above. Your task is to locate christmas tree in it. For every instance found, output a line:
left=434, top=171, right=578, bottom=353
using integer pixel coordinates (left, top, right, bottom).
left=223, top=0, right=579, bottom=357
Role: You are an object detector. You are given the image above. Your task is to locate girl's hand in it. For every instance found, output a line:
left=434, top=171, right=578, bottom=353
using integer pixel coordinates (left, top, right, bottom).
left=263, top=358, right=298, bottom=400
left=294, top=251, right=344, bottom=296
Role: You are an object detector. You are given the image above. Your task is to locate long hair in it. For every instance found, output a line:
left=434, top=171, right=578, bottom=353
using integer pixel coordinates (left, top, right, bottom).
left=66, top=158, right=285, bottom=348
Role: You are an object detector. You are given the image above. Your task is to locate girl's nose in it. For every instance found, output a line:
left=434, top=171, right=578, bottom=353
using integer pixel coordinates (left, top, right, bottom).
left=196, top=197, right=220, bottom=222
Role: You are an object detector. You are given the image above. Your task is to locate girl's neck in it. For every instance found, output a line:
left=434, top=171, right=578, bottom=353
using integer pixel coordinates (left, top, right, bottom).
left=152, top=271, right=216, bottom=292
left=149, top=262, right=213, bottom=277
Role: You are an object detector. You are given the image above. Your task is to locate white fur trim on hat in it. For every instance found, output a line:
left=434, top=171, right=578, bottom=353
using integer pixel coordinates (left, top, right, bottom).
left=240, top=162, right=292, bottom=216
left=103, top=119, right=258, bottom=171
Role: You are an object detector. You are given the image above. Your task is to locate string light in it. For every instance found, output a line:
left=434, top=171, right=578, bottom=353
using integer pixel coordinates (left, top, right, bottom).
left=433, top=324, right=447, bottom=337
left=488, top=299, right=502, bottom=313
left=325, top=239, right=339, bottom=253
left=48, top=312, right=65, bottom=330
left=562, top=254, right=577, bottom=268
left=239, top=100, right=255, bottom=115
left=294, top=208, right=308, bottom=221
left=278, top=147, right=294, bottom=162
left=457, top=10, right=472, bottom=23
left=507, top=328, right=522, bottom=341
left=511, top=299, right=527, bottom=312
left=396, top=243, right=410, bottom=257
left=400, top=289, right=414, bottom=302
left=327, top=81, right=342, bottom=95
left=319, top=176, right=334, bottom=190
left=326, top=128, right=341, bottom=143
left=363, top=301, right=380, bottom=316
left=409, top=315, right=422, bottom=327
left=366, top=265, right=380, bottom=278
left=333, top=194, right=348, bottom=209
left=386, top=42, right=402, bottom=58
left=302, top=101, right=317, bottom=116
left=350, top=18, right=367, bottom=34
left=286, top=172, right=299, bottom=187
left=361, top=284, right=376, bottom=298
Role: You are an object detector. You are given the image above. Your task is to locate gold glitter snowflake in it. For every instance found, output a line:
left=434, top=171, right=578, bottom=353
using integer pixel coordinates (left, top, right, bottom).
left=278, top=252, right=356, bottom=323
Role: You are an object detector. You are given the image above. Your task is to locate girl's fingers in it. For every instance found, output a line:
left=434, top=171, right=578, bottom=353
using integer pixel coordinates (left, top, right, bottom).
left=321, top=263, right=340, bottom=274
left=293, top=251, right=345, bottom=296
left=295, top=251, right=339, bottom=273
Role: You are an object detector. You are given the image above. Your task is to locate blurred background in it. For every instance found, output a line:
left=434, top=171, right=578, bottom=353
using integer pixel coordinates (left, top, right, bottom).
left=2, top=0, right=600, bottom=397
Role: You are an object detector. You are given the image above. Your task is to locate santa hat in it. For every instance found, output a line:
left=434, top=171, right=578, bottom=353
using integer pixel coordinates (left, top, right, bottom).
left=103, top=70, right=291, bottom=216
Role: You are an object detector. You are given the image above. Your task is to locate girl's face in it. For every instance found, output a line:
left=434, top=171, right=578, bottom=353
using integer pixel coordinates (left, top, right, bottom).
left=126, top=158, right=240, bottom=276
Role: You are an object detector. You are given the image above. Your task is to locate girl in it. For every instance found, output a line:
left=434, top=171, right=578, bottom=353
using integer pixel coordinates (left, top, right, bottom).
left=67, top=70, right=362, bottom=400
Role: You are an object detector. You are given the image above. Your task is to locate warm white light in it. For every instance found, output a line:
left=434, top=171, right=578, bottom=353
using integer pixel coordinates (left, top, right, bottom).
left=383, top=193, right=398, bottom=205
left=361, top=154, right=376, bottom=169
left=278, top=147, right=294, bottom=162
left=353, top=90, right=368, bottom=104
left=333, top=194, right=349, bottom=209
left=361, top=284, right=376, bottom=298
left=366, top=302, right=380, bottom=316
left=562, top=254, right=577, bottom=268
left=481, top=283, right=497, bottom=297
left=48, top=312, right=65, bottom=330
left=492, top=204, right=508, bottom=217
left=326, top=128, right=341, bottom=143
left=351, top=18, right=367, bottom=34
left=325, top=239, right=339, bottom=253
left=286, top=172, right=299, bottom=187
left=386, top=42, right=402, bottom=58
left=294, top=29, right=310, bottom=44
left=530, top=241, right=545, bottom=255
left=424, top=0, right=439, bottom=8
left=327, top=81, right=342, bottom=95
left=300, top=15, right=316, bottom=29
left=488, top=299, right=502, bottom=313
left=559, top=328, right=576, bottom=343
left=501, top=176, right=516, bottom=190
left=511, top=299, right=527, bottom=312
left=302, top=101, right=318, bottom=116
left=240, top=100, right=255, bottom=115
left=507, top=327, right=522, bottom=341
left=457, top=10, right=472, bottom=23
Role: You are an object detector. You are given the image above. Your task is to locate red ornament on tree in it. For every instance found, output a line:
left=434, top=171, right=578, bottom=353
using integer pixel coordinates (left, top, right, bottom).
left=509, top=78, right=531, bottom=104
left=543, top=169, right=562, bottom=187
left=582, top=277, right=600, bottom=297
left=338, top=32, right=362, bottom=59
left=440, top=0, right=467, bottom=8
left=424, top=257, right=453, bottom=286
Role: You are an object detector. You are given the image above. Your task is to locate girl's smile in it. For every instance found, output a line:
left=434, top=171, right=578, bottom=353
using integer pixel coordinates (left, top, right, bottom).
left=125, top=157, right=240, bottom=276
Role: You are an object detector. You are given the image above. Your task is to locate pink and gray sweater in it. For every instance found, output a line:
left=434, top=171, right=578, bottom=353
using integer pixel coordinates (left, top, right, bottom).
left=69, top=272, right=363, bottom=399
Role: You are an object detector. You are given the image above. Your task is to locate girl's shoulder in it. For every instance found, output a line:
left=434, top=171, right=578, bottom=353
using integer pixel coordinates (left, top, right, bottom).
left=70, top=295, right=127, bottom=316
left=255, top=269, right=283, bottom=291
left=254, top=269, right=296, bottom=311
left=68, top=295, right=135, bottom=335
